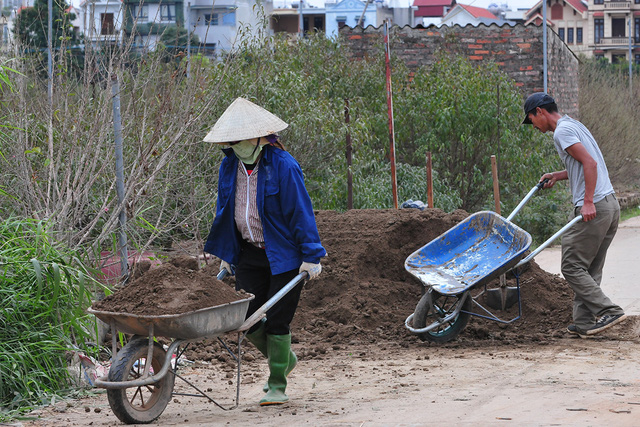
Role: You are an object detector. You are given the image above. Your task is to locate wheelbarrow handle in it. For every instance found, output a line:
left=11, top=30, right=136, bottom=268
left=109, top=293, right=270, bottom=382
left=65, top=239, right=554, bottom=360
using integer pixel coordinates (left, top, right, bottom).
left=235, top=272, right=309, bottom=332
left=514, top=215, right=583, bottom=268
left=506, top=178, right=550, bottom=222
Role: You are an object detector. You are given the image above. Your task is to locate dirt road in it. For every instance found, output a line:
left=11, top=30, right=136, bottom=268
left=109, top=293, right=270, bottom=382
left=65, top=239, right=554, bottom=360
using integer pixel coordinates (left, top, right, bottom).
left=536, top=215, right=640, bottom=315
left=20, top=210, right=640, bottom=426
left=24, top=334, right=640, bottom=426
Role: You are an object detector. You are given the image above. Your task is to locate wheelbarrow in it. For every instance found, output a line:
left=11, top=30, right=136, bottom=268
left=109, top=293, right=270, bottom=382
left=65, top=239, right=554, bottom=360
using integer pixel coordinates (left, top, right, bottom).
left=404, top=180, right=582, bottom=343
left=87, top=269, right=308, bottom=424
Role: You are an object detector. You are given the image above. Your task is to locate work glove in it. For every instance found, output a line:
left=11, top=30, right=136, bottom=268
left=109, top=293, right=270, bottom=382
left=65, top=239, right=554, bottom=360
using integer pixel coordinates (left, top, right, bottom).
left=220, top=260, right=234, bottom=276
left=299, top=261, right=321, bottom=280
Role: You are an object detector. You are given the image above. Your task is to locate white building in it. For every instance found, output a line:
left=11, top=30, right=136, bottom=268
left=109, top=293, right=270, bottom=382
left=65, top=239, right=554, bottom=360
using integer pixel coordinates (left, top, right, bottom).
left=187, top=0, right=263, bottom=55
left=78, top=0, right=124, bottom=48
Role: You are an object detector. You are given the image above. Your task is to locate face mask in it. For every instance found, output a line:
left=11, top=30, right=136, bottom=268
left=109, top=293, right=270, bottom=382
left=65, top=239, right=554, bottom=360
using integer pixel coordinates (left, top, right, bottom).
left=230, top=138, right=263, bottom=164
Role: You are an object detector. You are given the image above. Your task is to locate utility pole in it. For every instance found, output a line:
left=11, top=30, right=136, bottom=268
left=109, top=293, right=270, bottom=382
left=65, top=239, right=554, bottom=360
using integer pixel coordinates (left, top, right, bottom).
left=357, top=0, right=371, bottom=27
left=629, top=17, right=633, bottom=97
left=187, top=1, right=191, bottom=78
left=542, top=0, right=547, bottom=93
left=298, top=0, right=303, bottom=38
left=111, top=74, right=129, bottom=284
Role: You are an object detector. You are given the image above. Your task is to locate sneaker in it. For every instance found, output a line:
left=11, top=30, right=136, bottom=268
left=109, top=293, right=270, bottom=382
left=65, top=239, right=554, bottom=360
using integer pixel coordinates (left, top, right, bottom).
left=568, top=324, right=594, bottom=339
left=566, top=324, right=579, bottom=335
left=586, top=314, right=628, bottom=335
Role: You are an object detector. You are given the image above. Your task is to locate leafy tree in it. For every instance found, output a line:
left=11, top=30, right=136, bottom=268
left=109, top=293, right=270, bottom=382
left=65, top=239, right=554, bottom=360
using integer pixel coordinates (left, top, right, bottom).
left=12, top=0, right=79, bottom=49
left=159, top=26, right=200, bottom=53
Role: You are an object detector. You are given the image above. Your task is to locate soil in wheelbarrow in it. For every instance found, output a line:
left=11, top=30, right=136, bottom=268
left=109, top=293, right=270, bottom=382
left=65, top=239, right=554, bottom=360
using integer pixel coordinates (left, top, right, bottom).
left=91, top=258, right=251, bottom=316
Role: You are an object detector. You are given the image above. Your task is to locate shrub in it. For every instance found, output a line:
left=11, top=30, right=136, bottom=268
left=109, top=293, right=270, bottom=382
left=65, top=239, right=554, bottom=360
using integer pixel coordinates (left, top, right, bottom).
left=0, top=218, right=102, bottom=417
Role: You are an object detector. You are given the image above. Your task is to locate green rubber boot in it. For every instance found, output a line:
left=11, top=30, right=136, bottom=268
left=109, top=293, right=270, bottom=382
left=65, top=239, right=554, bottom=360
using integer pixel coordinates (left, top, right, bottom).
left=262, top=345, right=297, bottom=393
left=260, top=334, right=292, bottom=406
left=245, top=320, right=268, bottom=358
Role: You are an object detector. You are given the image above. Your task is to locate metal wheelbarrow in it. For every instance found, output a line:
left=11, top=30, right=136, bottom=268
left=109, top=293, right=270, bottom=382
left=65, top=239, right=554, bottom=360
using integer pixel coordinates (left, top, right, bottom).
left=87, top=269, right=308, bottom=424
left=404, top=180, right=582, bottom=343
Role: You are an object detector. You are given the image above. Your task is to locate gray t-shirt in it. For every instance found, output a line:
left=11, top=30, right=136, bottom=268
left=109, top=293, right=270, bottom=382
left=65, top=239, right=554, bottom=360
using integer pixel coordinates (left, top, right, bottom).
left=553, top=115, right=614, bottom=206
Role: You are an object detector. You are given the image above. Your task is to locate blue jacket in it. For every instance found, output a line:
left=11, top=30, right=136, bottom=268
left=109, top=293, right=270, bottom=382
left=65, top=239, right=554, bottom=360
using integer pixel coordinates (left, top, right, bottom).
left=204, top=145, right=326, bottom=275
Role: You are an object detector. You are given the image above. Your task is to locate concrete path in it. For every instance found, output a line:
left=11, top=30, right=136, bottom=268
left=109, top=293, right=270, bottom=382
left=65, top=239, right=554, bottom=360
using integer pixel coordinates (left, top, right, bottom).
left=535, top=215, right=640, bottom=316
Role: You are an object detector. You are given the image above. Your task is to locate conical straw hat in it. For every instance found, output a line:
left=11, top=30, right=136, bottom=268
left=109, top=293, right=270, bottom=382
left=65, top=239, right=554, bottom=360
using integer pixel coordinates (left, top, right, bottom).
left=203, top=97, right=289, bottom=143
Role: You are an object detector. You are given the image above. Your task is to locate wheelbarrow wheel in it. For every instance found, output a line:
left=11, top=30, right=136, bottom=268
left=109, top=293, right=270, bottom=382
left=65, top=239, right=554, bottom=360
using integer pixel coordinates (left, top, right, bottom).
left=413, top=290, right=472, bottom=343
left=107, top=338, right=175, bottom=424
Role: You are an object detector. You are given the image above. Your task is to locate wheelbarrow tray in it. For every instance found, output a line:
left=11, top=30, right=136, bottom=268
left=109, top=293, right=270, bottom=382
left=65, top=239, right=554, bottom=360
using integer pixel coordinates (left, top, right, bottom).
left=87, top=295, right=254, bottom=340
left=405, top=211, right=532, bottom=296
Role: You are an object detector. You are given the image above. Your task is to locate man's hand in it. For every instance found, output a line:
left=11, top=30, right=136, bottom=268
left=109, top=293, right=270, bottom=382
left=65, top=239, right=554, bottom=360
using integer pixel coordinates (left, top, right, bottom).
left=540, top=173, right=556, bottom=189
left=299, top=262, right=322, bottom=280
left=580, top=201, right=597, bottom=222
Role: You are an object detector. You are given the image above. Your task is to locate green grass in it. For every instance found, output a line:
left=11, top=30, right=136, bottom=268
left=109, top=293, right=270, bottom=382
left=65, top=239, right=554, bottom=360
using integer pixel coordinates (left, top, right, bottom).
left=0, top=217, right=106, bottom=420
left=620, top=204, right=640, bottom=222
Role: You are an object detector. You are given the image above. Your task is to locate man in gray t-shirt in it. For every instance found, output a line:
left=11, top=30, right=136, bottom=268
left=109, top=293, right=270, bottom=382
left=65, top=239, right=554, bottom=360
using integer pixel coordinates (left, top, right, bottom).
left=522, top=92, right=626, bottom=338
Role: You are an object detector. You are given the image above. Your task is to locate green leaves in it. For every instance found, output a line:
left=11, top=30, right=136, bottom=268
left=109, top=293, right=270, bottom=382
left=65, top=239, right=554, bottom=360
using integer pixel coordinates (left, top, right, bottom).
left=0, top=218, right=105, bottom=415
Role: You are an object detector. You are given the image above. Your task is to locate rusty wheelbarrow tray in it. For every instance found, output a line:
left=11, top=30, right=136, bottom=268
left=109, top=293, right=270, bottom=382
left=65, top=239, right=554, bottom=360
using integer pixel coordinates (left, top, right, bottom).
left=404, top=181, right=582, bottom=343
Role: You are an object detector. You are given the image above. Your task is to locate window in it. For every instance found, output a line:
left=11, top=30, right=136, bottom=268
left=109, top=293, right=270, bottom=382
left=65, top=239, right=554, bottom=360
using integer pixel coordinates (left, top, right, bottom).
left=636, top=18, right=640, bottom=43
left=101, top=13, right=114, bottom=35
left=612, top=54, right=625, bottom=64
left=551, top=4, right=563, bottom=20
left=594, top=0, right=603, bottom=4
left=222, top=11, right=235, bottom=26
left=612, top=18, right=625, bottom=38
left=577, top=27, right=583, bottom=43
left=594, top=19, right=604, bottom=43
left=337, top=16, right=346, bottom=29
left=132, top=5, right=148, bottom=22
left=635, top=54, right=640, bottom=65
left=160, top=4, right=176, bottom=22
left=558, top=28, right=565, bottom=41
left=567, top=28, right=573, bottom=44
left=204, top=14, right=218, bottom=25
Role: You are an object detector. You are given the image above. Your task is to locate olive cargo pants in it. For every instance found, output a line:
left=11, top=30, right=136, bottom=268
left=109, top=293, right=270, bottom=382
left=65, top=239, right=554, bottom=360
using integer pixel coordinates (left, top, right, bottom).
left=561, top=194, right=625, bottom=329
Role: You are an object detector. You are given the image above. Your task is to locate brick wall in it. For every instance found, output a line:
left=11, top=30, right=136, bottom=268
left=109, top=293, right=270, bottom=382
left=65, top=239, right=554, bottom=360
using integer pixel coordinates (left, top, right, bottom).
left=340, top=23, right=579, bottom=118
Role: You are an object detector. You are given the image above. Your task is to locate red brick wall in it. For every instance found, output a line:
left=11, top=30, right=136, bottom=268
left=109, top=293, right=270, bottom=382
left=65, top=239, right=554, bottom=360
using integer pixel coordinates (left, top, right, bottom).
left=340, top=23, right=579, bottom=118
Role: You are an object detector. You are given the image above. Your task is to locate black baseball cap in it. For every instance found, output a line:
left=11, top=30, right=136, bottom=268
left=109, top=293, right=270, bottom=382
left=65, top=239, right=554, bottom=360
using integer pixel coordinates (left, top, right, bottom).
left=522, top=92, right=555, bottom=124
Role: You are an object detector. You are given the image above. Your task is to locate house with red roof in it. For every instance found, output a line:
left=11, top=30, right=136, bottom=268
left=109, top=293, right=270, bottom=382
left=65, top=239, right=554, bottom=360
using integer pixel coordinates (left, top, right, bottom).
left=441, top=3, right=509, bottom=26
left=413, top=0, right=456, bottom=26
left=525, top=0, right=639, bottom=64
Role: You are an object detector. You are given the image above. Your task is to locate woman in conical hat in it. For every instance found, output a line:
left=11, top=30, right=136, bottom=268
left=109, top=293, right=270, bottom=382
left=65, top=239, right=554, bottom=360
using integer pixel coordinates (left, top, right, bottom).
left=203, top=98, right=326, bottom=406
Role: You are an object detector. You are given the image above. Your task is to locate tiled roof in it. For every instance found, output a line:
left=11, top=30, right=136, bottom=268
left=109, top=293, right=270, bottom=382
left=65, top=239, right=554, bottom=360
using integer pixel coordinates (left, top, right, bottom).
left=565, top=0, right=587, bottom=13
left=525, top=0, right=586, bottom=17
left=458, top=3, right=496, bottom=19
left=413, top=0, right=455, bottom=7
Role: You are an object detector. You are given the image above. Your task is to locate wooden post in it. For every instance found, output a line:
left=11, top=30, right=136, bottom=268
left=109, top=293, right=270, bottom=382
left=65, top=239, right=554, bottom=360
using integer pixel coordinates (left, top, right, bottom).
left=345, top=99, right=353, bottom=210
left=491, top=155, right=500, bottom=215
left=383, top=20, right=398, bottom=209
left=426, top=151, right=433, bottom=208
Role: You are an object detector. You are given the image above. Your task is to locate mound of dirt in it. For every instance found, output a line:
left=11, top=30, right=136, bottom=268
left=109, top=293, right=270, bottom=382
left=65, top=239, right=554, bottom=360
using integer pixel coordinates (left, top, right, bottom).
left=291, top=209, right=573, bottom=353
left=92, top=258, right=250, bottom=316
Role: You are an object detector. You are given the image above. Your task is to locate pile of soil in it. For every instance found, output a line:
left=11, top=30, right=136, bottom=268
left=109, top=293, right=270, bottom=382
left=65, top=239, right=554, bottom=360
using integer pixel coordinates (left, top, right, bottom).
left=291, top=209, right=573, bottom=352
left=95, top=209, right=576, bottom=361
left=92, top=257, right=250, bottom=316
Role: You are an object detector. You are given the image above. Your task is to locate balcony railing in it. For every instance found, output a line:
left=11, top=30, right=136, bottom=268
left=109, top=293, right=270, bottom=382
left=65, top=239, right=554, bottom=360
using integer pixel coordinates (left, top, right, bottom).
left=596, top=36, right=633, bottom=46
left=603, top=1, right=631, bottom=10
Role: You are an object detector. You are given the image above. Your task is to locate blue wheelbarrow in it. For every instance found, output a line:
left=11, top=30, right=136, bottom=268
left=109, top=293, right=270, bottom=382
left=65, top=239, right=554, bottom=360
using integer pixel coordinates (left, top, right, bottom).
left=404, top=181, right=582, bottom=343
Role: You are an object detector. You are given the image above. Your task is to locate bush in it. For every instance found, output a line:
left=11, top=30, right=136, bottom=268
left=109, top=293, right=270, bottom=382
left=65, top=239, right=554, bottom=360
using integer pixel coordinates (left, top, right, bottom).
left=0, top=218, right=103, bottom=417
